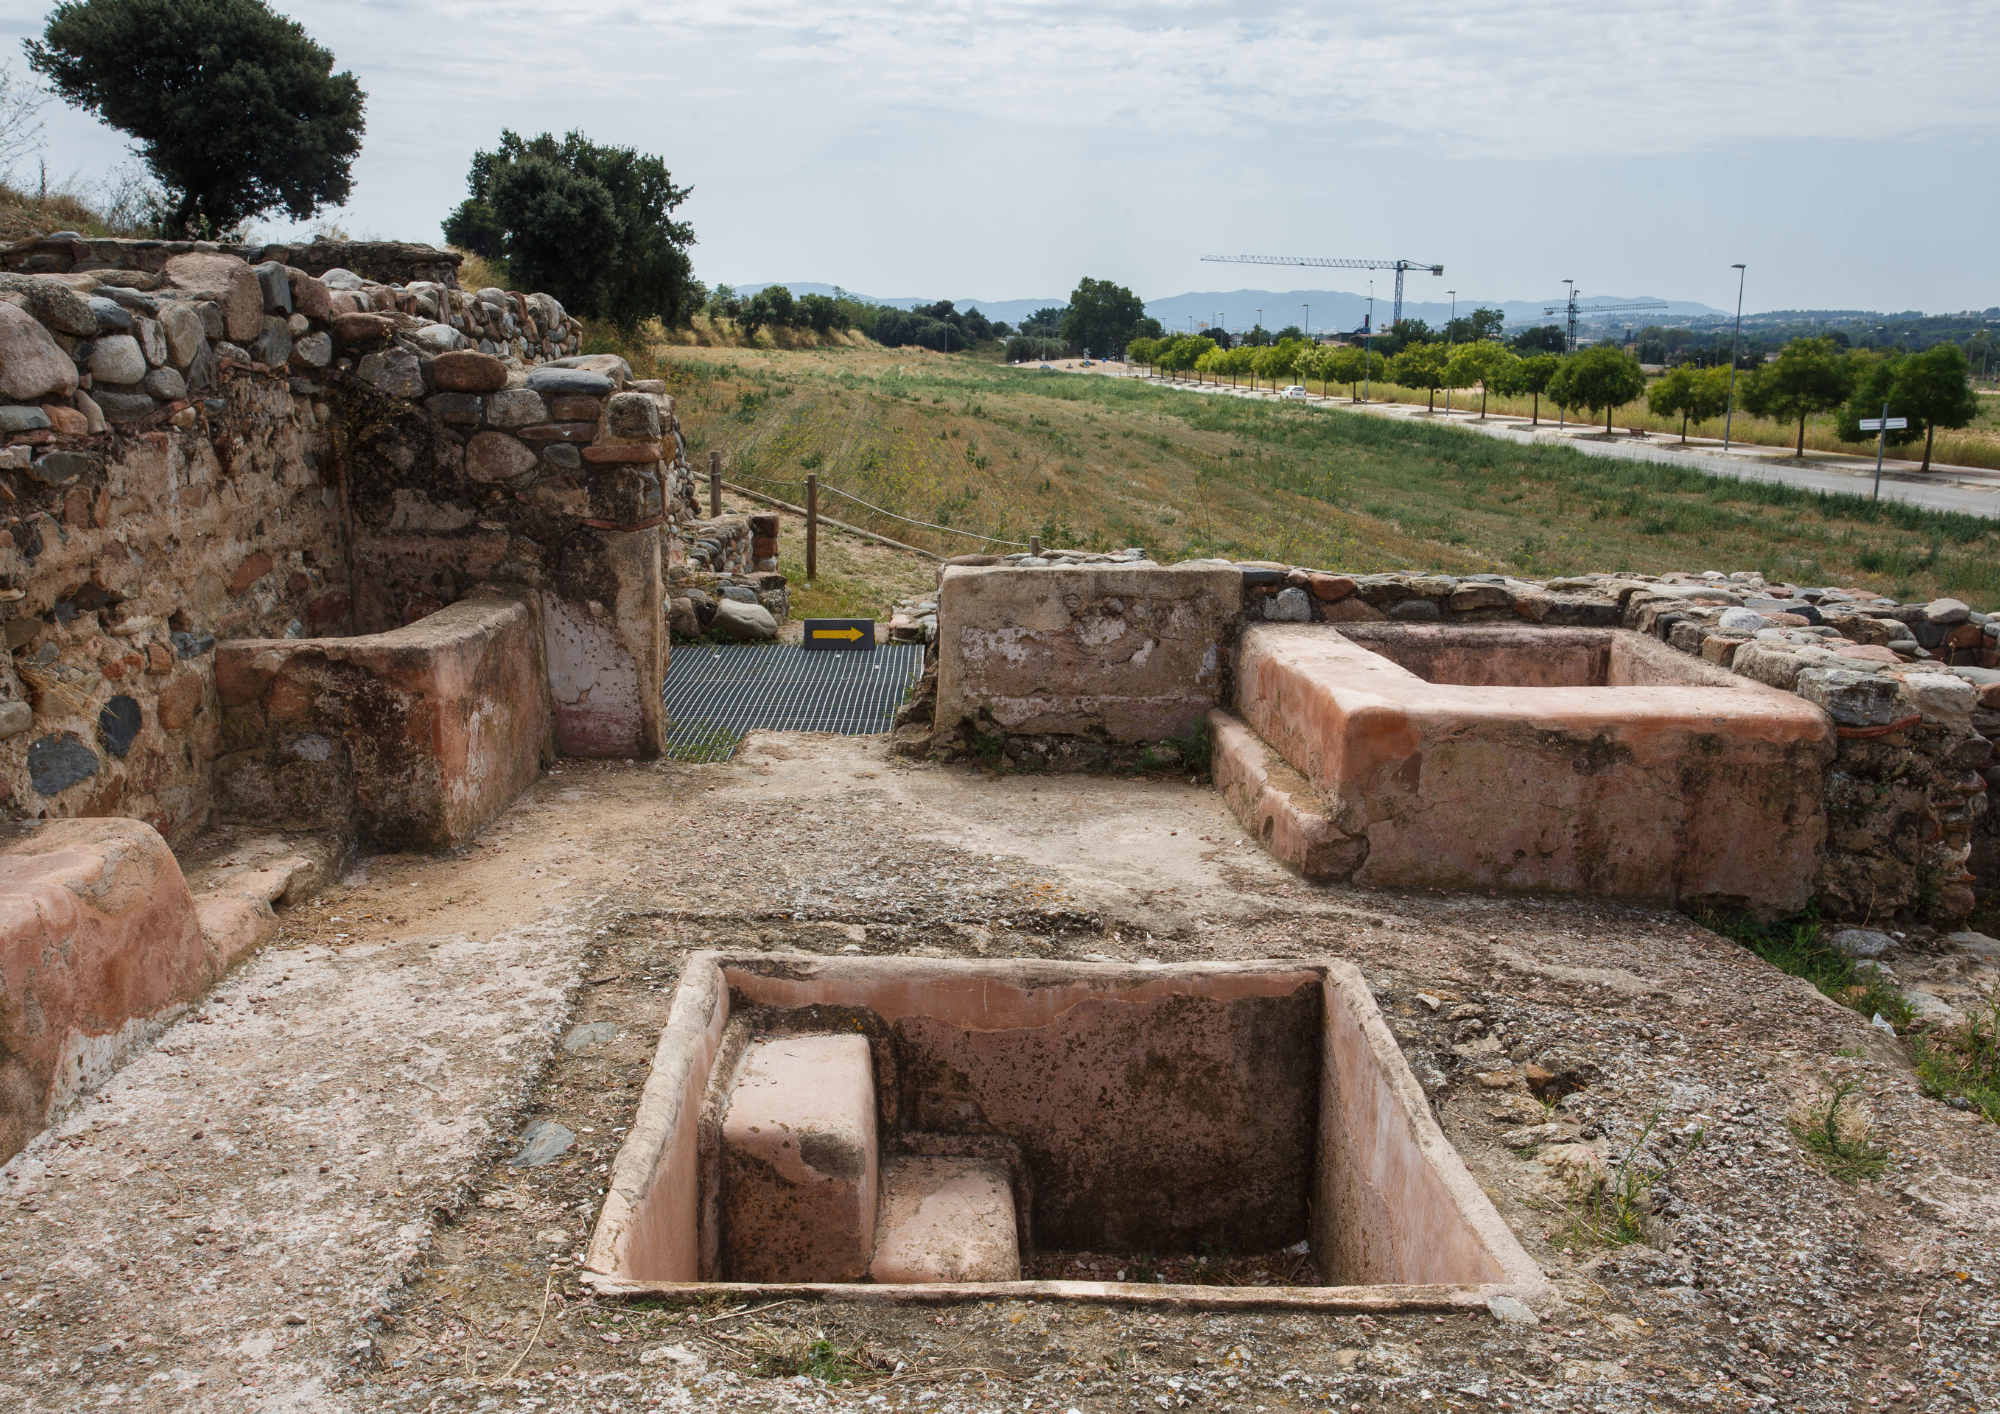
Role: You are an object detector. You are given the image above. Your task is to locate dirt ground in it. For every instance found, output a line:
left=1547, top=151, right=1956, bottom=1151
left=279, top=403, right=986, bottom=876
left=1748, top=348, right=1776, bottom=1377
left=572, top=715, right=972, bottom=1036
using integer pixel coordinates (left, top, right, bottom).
left=3, top=734, right=1999, bottom=1413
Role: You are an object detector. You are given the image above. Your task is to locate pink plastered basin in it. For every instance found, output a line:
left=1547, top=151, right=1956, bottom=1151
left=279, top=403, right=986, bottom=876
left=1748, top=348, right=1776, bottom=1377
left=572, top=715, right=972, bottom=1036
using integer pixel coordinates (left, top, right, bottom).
left=582, top=952, right=1549, bottom=1313
left=1234, top=624, right=1834, bottom=911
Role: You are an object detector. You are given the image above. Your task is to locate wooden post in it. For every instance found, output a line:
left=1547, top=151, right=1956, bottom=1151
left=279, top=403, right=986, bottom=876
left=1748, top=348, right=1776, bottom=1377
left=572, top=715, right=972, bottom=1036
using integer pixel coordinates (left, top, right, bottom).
left=708, top=450, right=721, bottom=518
left=1028, top=535, right=1041, bottom=557
left=806, top=472, right=818, bottom=583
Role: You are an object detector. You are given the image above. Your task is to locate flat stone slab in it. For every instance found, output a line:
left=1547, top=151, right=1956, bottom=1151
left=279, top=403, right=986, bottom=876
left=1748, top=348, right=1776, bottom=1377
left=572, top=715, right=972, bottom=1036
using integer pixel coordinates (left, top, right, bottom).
left=870, top=1156, right=1020, bottom=1283
left=719, top=1033, right=879, bottom=1282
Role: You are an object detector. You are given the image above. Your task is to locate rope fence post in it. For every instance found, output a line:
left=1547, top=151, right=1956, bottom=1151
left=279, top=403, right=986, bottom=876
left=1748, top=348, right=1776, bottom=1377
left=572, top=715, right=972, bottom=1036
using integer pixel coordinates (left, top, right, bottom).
left=708, top=450, right=722, bottom=518
left=1029, top=535, right=1041, bottom=557
left=806, top=472, right=818, bottom=582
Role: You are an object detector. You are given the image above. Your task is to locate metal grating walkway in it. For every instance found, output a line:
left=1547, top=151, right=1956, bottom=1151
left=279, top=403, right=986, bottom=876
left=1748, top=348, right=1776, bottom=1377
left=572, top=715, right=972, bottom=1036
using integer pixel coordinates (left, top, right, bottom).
left=661, top=642, right=926, bottom=762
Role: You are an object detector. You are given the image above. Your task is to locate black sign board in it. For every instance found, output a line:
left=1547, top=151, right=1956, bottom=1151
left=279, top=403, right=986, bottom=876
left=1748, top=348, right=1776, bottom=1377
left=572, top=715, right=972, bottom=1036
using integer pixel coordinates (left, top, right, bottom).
left=802, top=619, right=876, bottom=651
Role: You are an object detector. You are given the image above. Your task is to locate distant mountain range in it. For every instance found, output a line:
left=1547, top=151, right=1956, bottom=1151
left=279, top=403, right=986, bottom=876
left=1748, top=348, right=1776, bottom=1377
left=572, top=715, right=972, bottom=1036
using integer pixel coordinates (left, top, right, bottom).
left=736, top=281, right=1727, bottom=333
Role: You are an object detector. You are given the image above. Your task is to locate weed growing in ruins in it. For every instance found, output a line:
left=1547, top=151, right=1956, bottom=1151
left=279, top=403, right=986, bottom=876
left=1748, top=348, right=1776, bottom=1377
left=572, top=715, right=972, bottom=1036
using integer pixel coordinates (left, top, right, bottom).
left=1789, top=1079, right=1889, bottom=1184
left=1911, top=999, right=2000, bottom=1124
left=746, top=1330, right=882, bottom=1383
left=1568, top=1109, right=1699, bottom=1248
left=1165, top=716, right=1213, bottom=779
left=662, top=723, right=741, bottom=764
left=1702, top=911, right=1915, bottom=1029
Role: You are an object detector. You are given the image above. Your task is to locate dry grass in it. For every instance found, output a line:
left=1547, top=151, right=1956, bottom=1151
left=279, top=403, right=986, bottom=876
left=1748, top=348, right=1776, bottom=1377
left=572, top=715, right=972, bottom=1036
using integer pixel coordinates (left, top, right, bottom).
left=0, top=176, right=151, bottom=243
left=659, top=314, right=872, bottom=351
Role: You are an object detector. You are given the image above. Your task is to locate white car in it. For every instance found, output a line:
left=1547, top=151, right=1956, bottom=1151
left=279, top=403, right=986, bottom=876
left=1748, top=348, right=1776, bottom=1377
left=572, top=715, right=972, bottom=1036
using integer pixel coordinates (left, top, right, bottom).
left=1280, top=385, right=1308, bottom=399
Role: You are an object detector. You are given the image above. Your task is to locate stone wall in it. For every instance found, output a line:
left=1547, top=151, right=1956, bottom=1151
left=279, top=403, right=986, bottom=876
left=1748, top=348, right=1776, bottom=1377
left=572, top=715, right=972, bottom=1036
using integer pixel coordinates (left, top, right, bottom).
left=0, top=236, right=703, bottom=847
left=4, top=235, right=465, bottom=291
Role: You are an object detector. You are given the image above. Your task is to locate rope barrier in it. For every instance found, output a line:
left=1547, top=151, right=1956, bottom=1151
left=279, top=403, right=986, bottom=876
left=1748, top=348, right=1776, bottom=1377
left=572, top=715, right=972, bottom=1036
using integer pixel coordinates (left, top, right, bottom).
left=816, top=484, right=1030, bottom=548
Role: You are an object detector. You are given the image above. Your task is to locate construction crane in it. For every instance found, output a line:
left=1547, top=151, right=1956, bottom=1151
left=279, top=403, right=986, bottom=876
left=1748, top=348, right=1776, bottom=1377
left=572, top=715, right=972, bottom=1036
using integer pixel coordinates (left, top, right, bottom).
left=1200, top=254, right=1442, bottom=330
left=1538, top=283, right=1669, bottom=353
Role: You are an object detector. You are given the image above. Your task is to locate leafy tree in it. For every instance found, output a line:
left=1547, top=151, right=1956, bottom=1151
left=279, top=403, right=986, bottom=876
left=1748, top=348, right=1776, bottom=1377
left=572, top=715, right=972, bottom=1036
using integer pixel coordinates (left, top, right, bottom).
left=1837, top=344, right=1981, bottom=472
left=1154, top=335, right=1213, bottom=378
left=1061, top=277, right=1146, bottom=358
left=1389, top=341, right=1450, bottom=411
left=1501, top=353, right=1562, bottom=425
left=1511, top=324, right=1567, bottom=354
left=1274, top=324, right=1304, bottom=343
left=1646, top=365, right=1731, bottom=441
left=1739, top=336, right=1861, bottom=457
left=1005, top=334, right=1066, bottom=362
left=873, top=305, right=964, bottom=351
left=705, top=284, right=742, bottom=323
left=1254, top=338, right=1305, bottom=391
left=961, top=307, right=994, bottom=343
left=797, top=292, right=849, bottom=335
left=738, top=284, right=796, bottom=336
left=28, top=0, right=365, bottom=236
left=1445, top=307, right=1506, bottom=344
left=1020, top=306, right=1067, bottom=338
left=1325, top=346, right=1381, bottom=401
left=446, top=130, right=696, bottom=329
left=1548, top=345, right=1647, bottom=432
left=1447, top=341, right=1517, bottom=419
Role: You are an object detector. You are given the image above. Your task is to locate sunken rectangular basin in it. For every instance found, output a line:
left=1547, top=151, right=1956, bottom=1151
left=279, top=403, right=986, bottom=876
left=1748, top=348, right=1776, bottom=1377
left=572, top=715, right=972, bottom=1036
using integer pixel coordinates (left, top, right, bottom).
left=1234, top=624, right=1834, bottom=911
left=582, top=953, right=1548, bottom=1311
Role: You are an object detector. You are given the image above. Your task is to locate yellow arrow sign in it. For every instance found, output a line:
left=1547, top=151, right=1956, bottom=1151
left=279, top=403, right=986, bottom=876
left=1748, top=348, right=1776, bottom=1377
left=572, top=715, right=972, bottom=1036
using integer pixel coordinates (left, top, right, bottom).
left=811, top=627, right=864, bottom=641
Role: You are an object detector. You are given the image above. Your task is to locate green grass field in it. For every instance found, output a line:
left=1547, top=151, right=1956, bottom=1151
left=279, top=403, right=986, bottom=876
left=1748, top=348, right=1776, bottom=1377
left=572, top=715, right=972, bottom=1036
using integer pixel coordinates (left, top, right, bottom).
left=663, top=345, right=2000, bottom=603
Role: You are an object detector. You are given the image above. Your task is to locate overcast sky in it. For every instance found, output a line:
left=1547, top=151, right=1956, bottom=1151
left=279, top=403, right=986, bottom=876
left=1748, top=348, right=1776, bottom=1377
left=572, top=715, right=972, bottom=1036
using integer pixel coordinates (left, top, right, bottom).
left=7, top=0, right=1997, bottom=314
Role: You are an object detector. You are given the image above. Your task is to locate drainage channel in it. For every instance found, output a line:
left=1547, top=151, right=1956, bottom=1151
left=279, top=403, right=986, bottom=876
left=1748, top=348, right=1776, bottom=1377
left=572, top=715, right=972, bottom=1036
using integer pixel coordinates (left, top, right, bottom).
left=661, top=642, right=926, bottom=761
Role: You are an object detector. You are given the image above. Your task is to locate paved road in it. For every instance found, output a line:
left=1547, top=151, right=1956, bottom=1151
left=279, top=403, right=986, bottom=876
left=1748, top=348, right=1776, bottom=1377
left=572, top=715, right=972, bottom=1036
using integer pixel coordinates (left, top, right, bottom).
left=1091, top=367, right=2000, bottom=520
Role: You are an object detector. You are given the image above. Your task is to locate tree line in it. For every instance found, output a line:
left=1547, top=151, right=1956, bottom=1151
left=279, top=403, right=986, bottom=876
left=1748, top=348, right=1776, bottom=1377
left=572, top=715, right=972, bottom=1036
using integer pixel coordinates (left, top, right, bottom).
left=1127, top=330, right=1983, bottom=471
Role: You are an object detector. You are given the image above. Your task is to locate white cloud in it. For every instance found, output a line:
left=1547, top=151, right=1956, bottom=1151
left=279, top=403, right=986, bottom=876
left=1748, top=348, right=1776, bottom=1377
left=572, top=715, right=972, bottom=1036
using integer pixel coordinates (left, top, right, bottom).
left=574, top=0, right=2000, bottom=155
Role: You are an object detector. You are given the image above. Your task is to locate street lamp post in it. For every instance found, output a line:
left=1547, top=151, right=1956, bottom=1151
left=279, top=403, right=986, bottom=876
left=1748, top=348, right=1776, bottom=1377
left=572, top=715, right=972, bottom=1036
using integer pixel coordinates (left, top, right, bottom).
left=1558, top=279, right=1573, bottom=432
left=1722, top=264, right=1747, bottom=452
left=1445, top=289, right=1456, bottom=418
left=1363, top=283, right=1374, bottom=404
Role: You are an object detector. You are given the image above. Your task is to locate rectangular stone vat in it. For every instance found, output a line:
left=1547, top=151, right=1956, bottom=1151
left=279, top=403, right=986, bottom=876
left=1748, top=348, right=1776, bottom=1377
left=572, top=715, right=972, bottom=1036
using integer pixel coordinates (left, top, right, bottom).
left=214, top=586, right=552, bottom=850
left=934, top=564, right=1240, bottom=743
left=583, top=953, right=1548, bottom=1311
left=1232, top=624, right=1834, bottom=911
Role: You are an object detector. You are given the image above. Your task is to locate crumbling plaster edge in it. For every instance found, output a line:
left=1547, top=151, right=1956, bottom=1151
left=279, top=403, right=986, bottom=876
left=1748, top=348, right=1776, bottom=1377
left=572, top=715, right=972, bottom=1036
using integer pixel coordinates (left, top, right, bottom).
left=577, top=1273, right=1544, bottom=1314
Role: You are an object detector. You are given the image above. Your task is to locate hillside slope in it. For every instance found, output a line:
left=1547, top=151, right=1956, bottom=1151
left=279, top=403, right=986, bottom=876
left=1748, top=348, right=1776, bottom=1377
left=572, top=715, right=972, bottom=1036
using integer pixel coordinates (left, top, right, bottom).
left=663, top=345, right=2000, bottom=603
